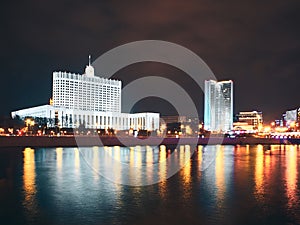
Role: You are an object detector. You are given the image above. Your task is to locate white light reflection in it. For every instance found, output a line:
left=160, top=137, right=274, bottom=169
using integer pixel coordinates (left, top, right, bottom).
left=92, top=146, right=99, bottom=181
left=56, top=147, right=63, bottom=173
left=74, top=148, right=81, bottom=181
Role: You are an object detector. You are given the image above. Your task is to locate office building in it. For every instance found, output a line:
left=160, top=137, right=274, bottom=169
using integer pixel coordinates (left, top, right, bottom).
left=204, top=80, right=233, bottom=133
left=236, top=111, right=263, bottom=131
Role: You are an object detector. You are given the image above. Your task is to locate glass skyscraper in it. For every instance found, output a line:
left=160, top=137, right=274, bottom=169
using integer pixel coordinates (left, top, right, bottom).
left=204, top=80, right=233, bottom=133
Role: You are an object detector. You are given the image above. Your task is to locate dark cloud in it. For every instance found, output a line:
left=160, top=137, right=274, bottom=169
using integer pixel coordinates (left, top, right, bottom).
left=1, top=0, right=299, bottom=122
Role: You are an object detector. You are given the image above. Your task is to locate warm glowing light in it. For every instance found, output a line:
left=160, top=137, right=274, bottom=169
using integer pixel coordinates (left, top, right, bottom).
left=159, top=145, right=167, bottom=163
left=263, top=126, right=271, bottom=133
left=134, top=146, right=142, bottom=167
left=197, top=146, right=203, bottom=176
left=179, top=145, right=192, bottom=200
left=158, top=145, right=167, bottom=199
left=258, top=124, right=263, bottom=132
left=254, top=145, right=264, bottom=199
left=146, top=146, right=154, bottom=183
left=146, top=146, right=153, bottom=164
left=285, top=145, right=298, bottom=208
left=185, top=125, right=192, bottom=135
left=113, top=146, right=121, bottom=163
left=290, top=121, right=296, bottom=128
left=56, top=147, right=63, bottom=171
left=160, top=124, right=166, bottom=131
left=182, top=145, right=191, bottom=184
left=215, top=146, right=225, bottom=203
left=275, top=127, right=288, bottom=132
left=23, top=147, right=36, bottom=211
left=74, top=148, right=80, bottom=176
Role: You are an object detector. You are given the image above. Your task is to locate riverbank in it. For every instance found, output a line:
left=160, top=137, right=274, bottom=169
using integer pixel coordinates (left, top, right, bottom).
left=0, top=135, right=298, bottom=148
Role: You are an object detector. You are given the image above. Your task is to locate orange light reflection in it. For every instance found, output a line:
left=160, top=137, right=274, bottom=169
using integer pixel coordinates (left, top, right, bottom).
left=23, top=147, right=37, bottom=214
left=254, top=145, right=264, bottom=201
left=158, top=145, right=167, bottom=200
left=215, top=146, right=225, bottom=204
left=285, top=145, right=298, bottom=208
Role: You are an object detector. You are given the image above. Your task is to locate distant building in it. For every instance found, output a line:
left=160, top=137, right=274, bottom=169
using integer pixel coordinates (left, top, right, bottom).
left=204, top=80, right=233, bottom=133
left=283, top=108, right=300, bottom=130
left=236, top=111, right=263, bottom=131
left=11, top=56, right=160, bottom=131
left=160, top=115, right=184, bottom=124
left=232, top=122, right=255, bottom=133
left=284, top=109, right=298, bottom=127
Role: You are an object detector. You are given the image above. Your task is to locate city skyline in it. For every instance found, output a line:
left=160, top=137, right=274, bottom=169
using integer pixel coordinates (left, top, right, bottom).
left=1, top=1, right=299, bottom=123
left=1, top=2, right=300, bottom=225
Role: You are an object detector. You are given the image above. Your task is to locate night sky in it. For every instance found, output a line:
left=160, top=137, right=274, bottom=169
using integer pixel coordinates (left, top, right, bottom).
left=1, top=0, right=299, bottom=122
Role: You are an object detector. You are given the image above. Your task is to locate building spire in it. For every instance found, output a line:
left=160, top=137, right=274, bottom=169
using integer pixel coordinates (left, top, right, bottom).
left=85, top=54, right=95, bottom=77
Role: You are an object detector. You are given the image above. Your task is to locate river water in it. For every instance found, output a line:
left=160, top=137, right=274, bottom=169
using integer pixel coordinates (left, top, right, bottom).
left=0, top=145, right=300, bottom=225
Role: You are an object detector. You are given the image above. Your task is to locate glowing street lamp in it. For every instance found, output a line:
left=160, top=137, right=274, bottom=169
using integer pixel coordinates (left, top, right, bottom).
left=264, top=126, right=271, bottom=133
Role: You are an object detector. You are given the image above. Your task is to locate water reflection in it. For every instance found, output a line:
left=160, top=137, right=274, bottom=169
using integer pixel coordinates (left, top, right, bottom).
left=255, top=145, right=264, bottom=199
left=215, top=146, right=225, bottom=205
left=196, top=146, right=203, bottom=178
left=159, top=145, right=167, bottom=180
left=92, top=147, right=99, bottom=181
left=179, top=145, right=192, bottom=201
left=158, top=145, right=167, bottom=200
left=285, top=145, right=298, bottom=209
left=8, top=145, right=300, bottom=225
left=145, top=146, right=153, bottom=184
left=56, top=147, right=63, bottom=172
left=74, top=148, right=81, bottom=182
left=253, top=144, right=300, bottom=214
left=182, top=145, right=191, bottom=185
left=23, top=147, right=37, bottom=219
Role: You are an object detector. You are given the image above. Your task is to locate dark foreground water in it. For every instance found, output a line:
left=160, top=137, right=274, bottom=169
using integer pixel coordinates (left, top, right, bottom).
left=0, top=145, right=300, bottom=225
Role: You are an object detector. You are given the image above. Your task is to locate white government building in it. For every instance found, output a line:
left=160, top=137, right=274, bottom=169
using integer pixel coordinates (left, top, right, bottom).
left=11, top=56, right=160, bottom=131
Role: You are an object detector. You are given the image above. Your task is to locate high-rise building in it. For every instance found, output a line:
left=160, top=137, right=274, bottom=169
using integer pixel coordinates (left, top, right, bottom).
left=204, top=80, right=233, bottom=132
left=284, top=108, right=300, bottom=129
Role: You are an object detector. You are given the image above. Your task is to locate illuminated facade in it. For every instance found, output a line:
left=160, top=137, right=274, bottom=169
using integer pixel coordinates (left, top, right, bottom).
left=11, top=57, right=160, bottom=131
left=204, top=80, right=233, bottom=132
left=237, top=111, right=263, bottom=130
left=284, top=109, right=299, bottom=127
left=52, top=60, right=121, bottom=112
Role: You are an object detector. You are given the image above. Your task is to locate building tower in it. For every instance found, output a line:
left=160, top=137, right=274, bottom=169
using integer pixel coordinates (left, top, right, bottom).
left=52, top=55, right=122, bottom=113
left=204, top=80, right=233, bottom=133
